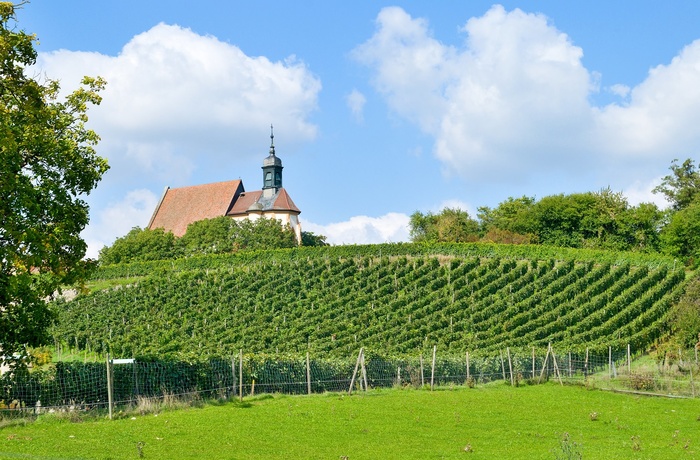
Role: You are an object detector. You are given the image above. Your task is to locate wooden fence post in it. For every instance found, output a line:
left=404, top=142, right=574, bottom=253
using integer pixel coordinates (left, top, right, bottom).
left=361, top=350, right=368, bottom=391
left=500, top=351, right=506, bottom=381
left=627, top=344, right=631, bottom=374
left=466, top=351, right=470, bottom=382
left=430, top=345, right=437, bottom=391
left=239, top=349, right=243, bottom=402
left=507, top=347, right=514, bottom=386
left=538, top=345, right=550, bottom=384
left=348, top=347, right=363, bottom=394
left=532, top=347, right=535, bottom=379
left=609, top=346, right=612, bottom=379
left=420, top=354, right=425, bottom=387
left=550, top=345, right=563, bottom=386
left=231, top=355, right=237, bottom=397
left=106, top=353, right=113, bottom=420
left=306, top=352, right=311, bottom=395
left=690, top=366, right=696, bottom=398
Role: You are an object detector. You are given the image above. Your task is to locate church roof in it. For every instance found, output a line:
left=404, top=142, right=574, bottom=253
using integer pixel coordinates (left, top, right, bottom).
left=148, top=180, right=244, bottom=237
left=227, top=188, right=300, bottom=216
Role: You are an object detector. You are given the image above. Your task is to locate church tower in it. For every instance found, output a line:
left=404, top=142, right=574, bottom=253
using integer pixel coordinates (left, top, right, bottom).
left=262, top=125, right=283, bottom=198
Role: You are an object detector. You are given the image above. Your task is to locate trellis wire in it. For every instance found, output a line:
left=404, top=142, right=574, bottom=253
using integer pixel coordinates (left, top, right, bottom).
left=1, top=345, right=696, bottom=418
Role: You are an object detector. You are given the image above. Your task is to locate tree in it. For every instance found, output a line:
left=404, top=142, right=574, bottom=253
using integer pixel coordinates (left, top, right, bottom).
left=660, top=201, right=700, bottom=266
left=409, top=208, right=479, bottom=243
left=301, top=231, right=328, bottom=247
left=98, top=227, right=178, bottom=264
left=477, top=196, right=536, bottom=237
left=653, top=158, right=700, bottom=211
left=1, top=3, right=108, bottom=367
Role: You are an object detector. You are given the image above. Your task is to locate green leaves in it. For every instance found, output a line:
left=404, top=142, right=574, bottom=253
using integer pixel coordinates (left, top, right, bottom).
left=53, top=244, right=686, bottom=360
left=1, top=4, right=107, bottom=368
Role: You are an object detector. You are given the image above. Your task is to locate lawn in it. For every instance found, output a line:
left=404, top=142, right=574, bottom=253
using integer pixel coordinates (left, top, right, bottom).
left=1, top=383, right=699, bottom=459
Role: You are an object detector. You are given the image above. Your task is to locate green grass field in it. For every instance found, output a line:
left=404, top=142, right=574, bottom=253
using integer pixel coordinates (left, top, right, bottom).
left=2, top=383, right=699, bottom=459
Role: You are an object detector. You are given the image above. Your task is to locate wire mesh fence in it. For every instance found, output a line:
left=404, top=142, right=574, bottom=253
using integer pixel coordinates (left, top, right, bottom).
left=1, top=345, right=697, bottom=418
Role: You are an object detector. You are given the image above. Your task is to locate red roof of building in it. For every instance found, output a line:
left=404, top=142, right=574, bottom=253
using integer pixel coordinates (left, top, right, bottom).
left=148, top=180, right=244, bottom=237
left=227, top=188, right=300, bottom=216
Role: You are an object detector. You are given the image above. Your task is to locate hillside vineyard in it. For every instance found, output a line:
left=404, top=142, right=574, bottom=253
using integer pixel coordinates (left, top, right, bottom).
left=52, top=245, right=687, bottom=359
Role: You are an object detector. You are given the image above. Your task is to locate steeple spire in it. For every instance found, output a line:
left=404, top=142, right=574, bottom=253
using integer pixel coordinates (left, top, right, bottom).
left=262, top=124, right=283, bottom=195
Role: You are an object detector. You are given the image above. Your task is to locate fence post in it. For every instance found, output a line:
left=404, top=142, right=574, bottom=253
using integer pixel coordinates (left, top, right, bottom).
left=499, top=350, right=506, bottom=381
left=550, top=345, right=563, bottom=386
left=420, top=354, right=424, bottom=388
left=538, top=344, right=550, bottom=384
left=306, top=352, right=311, bottom=395
left=348, top=347, right=363, bottom=394
left=397, top=366, right=401, bottom=386
left=466, top=351, right=470, bottom=382
left=609, top=346, right=612, bottom=379
left=507, top=347, right=514, bottom=386
left=690, top=366, right=696, bottom=398
left=239, top=349, right=243, bottom=402
left=584, top=348, right=589, bottom=378
left=532, top=347, right=535, bottom=379
left=106, top=353, right=113, bottom=420
left=361, top=350, right=368, bottom=391
left=231, top=355, right=237, bottom=397
left=627, top=344, right=631, bottom=374
left=430, top=345, right=436, bottom=391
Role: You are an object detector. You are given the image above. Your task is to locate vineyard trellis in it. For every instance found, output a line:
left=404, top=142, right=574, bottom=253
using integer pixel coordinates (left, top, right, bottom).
left=2, top=345, right=697, bottom=418
left=51, top=252, right=688, bottom=361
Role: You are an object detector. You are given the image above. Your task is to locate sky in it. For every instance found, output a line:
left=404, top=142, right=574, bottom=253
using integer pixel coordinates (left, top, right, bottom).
left=16, top=1, right=700, bottom=256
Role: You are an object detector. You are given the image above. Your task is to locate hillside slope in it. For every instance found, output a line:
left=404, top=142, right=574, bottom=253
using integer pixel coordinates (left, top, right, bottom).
left=51, top=243, right=689, bottom=359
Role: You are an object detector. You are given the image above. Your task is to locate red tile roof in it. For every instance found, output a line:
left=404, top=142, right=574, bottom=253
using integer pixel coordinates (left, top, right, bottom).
left=148, top=180, right=244, bottom=236
left=228, top=190, right=263, bottom=216
left=227, top=188, right=300, bottom=216
left=273, top=188, right=301, bottom=213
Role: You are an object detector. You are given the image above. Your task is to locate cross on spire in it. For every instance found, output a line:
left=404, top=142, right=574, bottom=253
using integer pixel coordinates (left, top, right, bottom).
left=269, top=124, right=275, bottom=155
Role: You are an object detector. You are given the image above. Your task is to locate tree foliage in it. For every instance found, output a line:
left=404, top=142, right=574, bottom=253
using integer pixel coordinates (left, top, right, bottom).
left=409, top=208, right=480, bottom=243
left=301, top=231, right=328, bottom=247
left=98, top=227, right=177, bottom=265
left=0, top=3, right=108, bottom=366
left=99, top=217, right=303, bottom=264
left=660, top=201, right=700, bottom=266
left=653, top=158, right=700, bottom=211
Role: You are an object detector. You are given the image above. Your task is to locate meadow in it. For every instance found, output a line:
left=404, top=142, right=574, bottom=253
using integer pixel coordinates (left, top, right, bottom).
left=1, top=383, right=699, bottom=459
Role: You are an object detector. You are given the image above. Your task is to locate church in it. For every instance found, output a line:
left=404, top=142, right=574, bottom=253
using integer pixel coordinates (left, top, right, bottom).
left=147, top=127, right=302, bottom=242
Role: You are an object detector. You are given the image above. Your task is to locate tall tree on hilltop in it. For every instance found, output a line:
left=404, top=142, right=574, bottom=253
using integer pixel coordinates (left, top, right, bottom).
left=653, top=158, right=700, bottom=211
left=0, top=2, right=108, bottom=368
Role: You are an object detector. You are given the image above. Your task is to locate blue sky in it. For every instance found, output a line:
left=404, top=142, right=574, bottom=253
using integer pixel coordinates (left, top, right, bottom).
left=18, top=1, right=700, bottom=255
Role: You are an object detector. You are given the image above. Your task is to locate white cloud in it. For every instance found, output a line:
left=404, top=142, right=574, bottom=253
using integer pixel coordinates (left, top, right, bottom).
left=346, top=89, right=367, bottom=122
left=35, top=23, right=321, bottom=182
left=82, top=189, right=160, bottom=258
left=354, top=6, right=594, bottom=182
left=354, top=6, right=700, bottom=190
left=608, top=83, right=630, bottom=98
left=304, top=213, right=411, bottom=245
left=594, top=40, right=700, bottom=158
left=623, top=178, right=670, bottom=209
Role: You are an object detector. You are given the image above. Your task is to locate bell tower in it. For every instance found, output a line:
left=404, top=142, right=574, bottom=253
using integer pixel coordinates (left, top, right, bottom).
left=262, top=124, right=283, bottom=198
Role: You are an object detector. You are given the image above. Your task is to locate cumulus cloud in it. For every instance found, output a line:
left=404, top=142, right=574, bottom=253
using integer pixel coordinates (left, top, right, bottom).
left=304, top=213, right=411, bottom=245
left=354, top=6, right=700, bottom=188
left=35, top=23, right=321, bottom=181
left=346, top=89, right=367, bottom=122
left=34, top=23, right=322, bottom=256
left=82, top=189, right=160, bottom=258
left=623, top=178, right=670, bottom=209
